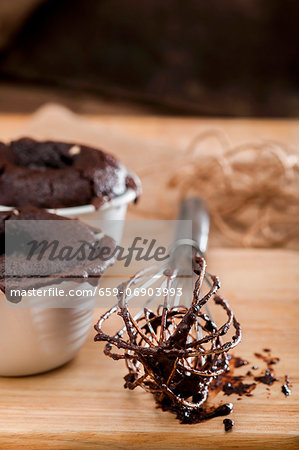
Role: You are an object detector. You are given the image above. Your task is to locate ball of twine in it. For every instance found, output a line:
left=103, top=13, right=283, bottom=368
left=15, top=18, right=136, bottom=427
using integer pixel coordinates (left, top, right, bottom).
left=138, top=129, right=299, bottom=249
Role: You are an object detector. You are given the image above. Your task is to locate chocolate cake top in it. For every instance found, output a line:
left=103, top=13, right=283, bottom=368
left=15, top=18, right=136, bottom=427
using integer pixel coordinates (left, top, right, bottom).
left=0, top=138, right=138, bottom=209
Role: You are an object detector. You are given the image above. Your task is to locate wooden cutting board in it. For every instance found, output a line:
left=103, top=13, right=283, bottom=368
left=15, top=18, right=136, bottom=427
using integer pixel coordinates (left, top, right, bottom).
left=0, top=248, right=298, bottom=449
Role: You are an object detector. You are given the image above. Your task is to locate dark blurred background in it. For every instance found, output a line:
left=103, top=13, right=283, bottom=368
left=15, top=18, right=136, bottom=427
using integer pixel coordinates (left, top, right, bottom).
left=0, top=0, right=298, bottom=115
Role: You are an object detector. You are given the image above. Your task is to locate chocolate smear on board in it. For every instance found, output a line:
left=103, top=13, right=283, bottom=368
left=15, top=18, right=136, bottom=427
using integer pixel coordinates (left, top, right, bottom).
left=233, top=357, right=249, bottom=368
left=254, top=369, right=278, bottom=386
left=254, top=352, right=280, bottom=367
left=223, top=381, right=256, bottom=396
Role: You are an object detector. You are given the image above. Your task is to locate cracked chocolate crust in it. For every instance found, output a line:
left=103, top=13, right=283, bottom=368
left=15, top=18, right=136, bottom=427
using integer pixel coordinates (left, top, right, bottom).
left=0, top=207, right=115, bottom=302
left=0, top=138, right=139, bottom=209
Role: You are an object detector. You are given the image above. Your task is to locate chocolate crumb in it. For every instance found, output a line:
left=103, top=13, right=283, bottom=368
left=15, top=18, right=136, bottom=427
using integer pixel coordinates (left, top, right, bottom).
left=281, top=375, right=291, bottom=397
left=263, top=348, right=271, bottom=353
left=223, top=418, right=234, bottom=432
left=254, top=369, right=278, bottom=386
left=252, top=365, right=258, bottom=370
left=246, top=370, right=252, bottom=376
left=223, top=381, right=256, bottom=396
left=176, top=403, right=233, bottom=425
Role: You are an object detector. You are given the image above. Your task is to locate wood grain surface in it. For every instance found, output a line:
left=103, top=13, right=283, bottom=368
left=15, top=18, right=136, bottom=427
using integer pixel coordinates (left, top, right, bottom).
left=0, top=248, right=298, bottom=449
left=0, top=113, right=298, bottom=448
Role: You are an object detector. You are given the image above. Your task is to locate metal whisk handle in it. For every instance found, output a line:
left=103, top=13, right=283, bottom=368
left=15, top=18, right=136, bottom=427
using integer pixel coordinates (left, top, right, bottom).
left=174, top=197, right=210, bottom=256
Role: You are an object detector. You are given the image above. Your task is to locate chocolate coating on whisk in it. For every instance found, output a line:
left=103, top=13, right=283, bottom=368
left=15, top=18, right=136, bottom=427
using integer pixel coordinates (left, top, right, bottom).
left=94, top=256, right=241, bottom=424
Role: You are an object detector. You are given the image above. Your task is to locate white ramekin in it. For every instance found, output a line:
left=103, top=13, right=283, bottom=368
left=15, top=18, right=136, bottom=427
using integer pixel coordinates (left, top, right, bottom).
left=0, top=171, right=140, bottom=376
left=0, top=282, right=95, bottom=377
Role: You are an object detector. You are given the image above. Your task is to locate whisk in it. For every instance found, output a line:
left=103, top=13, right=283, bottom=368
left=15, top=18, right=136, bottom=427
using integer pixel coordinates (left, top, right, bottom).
left=96, top=196, right=211, bottom=332
left=94, top=197, right=241, bottom=422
